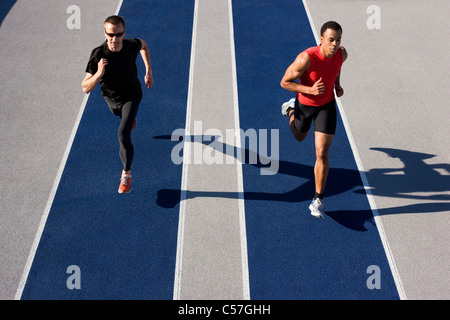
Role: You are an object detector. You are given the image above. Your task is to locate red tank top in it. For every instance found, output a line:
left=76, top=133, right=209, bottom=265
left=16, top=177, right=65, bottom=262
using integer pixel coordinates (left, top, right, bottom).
left=297, top=45, right=343, bottom=106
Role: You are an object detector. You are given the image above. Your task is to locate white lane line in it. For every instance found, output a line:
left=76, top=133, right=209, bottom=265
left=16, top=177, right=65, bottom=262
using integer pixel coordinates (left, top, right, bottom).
left=302, top=0, right=407, bottom=300
left=173, top=0, right=198, bottom=301
left=15, top=93, right=90, bottom=300
left=114, top=0, right=123, bottom=15
left=228, top=0, right=250, bottom=300
left=14, top=0, right=124, bottom=301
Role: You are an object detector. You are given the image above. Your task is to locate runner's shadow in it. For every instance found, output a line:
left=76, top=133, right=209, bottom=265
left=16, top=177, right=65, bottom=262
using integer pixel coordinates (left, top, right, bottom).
left=328, top=148, right=450, bottom=226
left=154, top=135, right=450, bottom=230
left=154, top=134, right=362, bottom=210
left=325, top=201, right=450, bottom=231
left=359, top=148, right=450, bottom=201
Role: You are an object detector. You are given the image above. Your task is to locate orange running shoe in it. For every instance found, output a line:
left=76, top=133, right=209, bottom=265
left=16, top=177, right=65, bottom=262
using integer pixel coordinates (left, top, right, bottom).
left=118, top=171, right=132, bottom=194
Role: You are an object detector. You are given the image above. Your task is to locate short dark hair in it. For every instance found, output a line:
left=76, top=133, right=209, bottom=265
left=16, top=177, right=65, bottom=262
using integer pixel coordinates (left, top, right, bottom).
left=320, top=21, right=342, bottom=36
left=104, top=15, right=125, bottom=30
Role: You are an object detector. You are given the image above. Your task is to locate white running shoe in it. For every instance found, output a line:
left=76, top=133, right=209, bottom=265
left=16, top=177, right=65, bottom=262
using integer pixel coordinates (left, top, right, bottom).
left=281, top=98, right=295, bottom=116
left=309, top=198, right=324, bottom=219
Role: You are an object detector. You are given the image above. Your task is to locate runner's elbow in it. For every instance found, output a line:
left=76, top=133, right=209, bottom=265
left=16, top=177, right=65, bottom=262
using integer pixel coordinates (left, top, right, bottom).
left=280, top=79, right=292, bottom=90
left=82, top=83, right=92, bottom=94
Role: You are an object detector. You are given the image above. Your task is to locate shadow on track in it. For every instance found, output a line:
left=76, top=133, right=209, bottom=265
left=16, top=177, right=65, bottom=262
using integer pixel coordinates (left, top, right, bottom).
left=154, top=135, right=450, bottom=231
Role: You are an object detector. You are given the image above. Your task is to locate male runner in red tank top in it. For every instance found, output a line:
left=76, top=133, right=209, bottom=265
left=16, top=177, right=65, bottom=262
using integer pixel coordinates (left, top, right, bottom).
left=280, top=21, right=348, bottom=219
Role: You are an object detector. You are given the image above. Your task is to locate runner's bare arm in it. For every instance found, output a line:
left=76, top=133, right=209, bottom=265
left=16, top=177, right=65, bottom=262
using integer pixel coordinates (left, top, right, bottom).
left=82, top=58, right=108, bottom=94
left=139, top=39, right=153, bottom=88
left=334, top=47, right=348, bottom=97
left=280, top=52, right=324, bottom=96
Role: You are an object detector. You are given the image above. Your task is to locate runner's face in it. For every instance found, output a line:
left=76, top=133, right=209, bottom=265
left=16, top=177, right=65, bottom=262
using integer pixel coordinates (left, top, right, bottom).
left=320, top=29, right=342, bottom=57
left=104, top=23, right=125, bottom=52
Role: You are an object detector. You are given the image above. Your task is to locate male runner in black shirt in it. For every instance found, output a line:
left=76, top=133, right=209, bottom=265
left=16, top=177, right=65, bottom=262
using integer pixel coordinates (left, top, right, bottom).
left=82, top=15, right=153, bottom=193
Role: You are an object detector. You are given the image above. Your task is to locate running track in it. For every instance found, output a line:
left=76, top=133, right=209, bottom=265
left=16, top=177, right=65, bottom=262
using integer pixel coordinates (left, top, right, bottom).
left=7, top=0, right=448, bottom=300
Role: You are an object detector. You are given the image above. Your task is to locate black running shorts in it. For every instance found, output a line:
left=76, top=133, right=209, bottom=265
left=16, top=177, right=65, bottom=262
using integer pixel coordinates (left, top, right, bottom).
left=293, top=98, right=337, bottom=135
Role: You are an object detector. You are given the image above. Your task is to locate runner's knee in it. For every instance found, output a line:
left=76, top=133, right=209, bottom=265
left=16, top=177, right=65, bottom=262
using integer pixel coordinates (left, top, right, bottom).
left=315, top=145, right=330, bottom=162
left=289, top=121, right=307, bottom=142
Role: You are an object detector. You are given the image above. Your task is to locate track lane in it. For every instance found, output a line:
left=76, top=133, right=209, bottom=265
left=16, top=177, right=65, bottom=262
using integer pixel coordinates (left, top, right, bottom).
left=232, top=0, right=399, bottom=299
left=19, top=0, right=194, bottom=299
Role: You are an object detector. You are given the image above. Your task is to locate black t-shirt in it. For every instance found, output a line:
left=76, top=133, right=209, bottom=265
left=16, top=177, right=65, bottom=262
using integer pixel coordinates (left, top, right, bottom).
left=86, top=38, right=142, bottom=101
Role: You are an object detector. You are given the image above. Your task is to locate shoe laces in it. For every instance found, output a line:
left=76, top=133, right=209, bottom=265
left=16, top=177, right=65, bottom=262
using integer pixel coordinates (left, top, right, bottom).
left=120, top=173, right=131, bottom=185
left=313, top=198, right=323, bottom=207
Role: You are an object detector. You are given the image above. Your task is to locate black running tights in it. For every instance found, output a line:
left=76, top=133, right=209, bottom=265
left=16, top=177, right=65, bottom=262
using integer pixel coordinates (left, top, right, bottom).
left=104, top=95, right=141, bottom=172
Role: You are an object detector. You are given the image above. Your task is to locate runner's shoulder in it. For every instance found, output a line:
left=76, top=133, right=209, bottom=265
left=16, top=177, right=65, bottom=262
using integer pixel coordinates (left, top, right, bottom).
left=339, top=46, right=348, bottom=61
left=295, top=51, right=311, bottom=69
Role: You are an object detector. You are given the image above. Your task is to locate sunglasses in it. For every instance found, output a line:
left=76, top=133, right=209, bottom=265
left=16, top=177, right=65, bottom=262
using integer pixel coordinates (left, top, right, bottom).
left=105, top=31, right=124, bottom=38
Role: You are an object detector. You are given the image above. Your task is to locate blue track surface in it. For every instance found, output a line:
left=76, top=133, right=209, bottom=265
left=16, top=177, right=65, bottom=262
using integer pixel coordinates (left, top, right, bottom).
left=21, top=0, right=399, bottom=299
left=0, top=0, right=16, bottom=27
